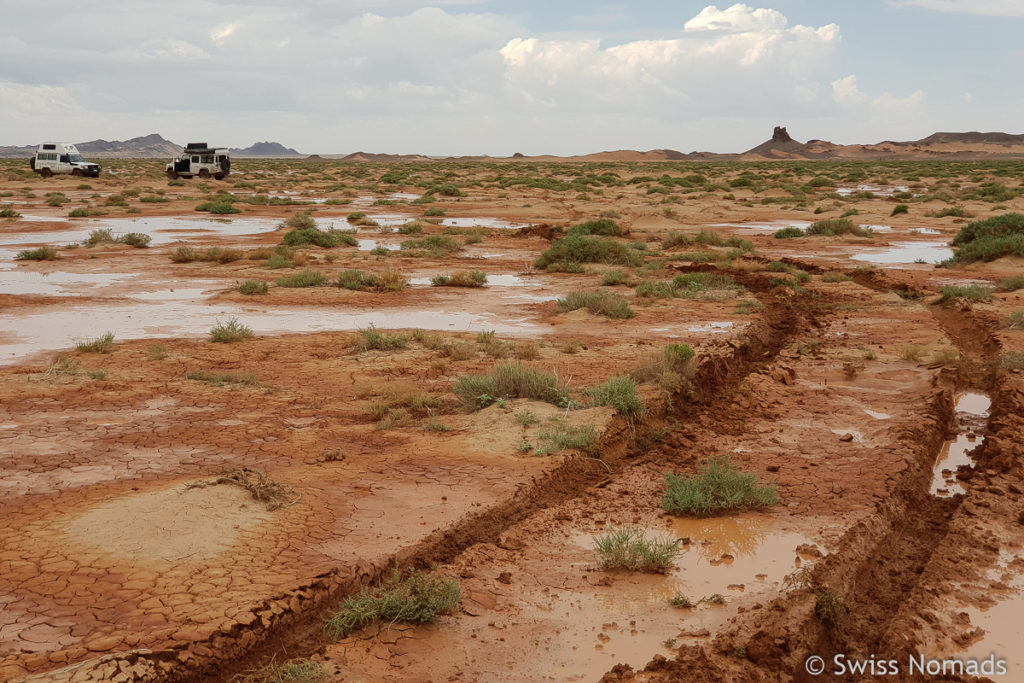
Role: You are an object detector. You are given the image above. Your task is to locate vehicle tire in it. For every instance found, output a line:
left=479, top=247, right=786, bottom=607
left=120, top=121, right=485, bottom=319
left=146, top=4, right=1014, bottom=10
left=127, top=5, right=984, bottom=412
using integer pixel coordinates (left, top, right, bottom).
left=166, top=170, right=179, bottom=180
left=40, top=168, right=53, bottom=179
left=29, top=157, right=36, bottom=170
left=72, top=169, right=82, bottom=177
left=214, top=173, right=224, bottom=180
left=198, top=169, right=210, bottom=179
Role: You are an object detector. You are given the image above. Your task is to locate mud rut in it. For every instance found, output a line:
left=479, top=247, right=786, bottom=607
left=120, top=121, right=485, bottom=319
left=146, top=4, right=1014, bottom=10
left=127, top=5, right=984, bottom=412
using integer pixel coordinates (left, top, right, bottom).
left=35, top=263, right=1017, bottom=682
left=604, top=262, right=1017, bottom=682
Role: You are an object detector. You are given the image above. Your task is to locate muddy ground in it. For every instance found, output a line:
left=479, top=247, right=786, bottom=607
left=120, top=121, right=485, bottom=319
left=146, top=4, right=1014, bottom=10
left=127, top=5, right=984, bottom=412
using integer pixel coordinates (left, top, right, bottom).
left=0, top=159, right=1023, bottom=682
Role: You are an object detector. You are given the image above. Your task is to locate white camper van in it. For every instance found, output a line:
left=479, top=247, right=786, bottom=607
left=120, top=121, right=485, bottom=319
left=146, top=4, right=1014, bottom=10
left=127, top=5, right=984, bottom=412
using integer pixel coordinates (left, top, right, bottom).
left=30, top=143, right=102, bottom=178
left=166, top=143, right=231, bottom=180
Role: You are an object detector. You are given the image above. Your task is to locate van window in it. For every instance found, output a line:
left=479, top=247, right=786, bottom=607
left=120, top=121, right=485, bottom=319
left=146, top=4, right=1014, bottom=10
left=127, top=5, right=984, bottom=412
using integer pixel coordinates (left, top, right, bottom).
left=201, top=155, right=213, bottom=164
left=191, top=156, right=199, bottom=163
left=43, top=144, right=56, bottom=150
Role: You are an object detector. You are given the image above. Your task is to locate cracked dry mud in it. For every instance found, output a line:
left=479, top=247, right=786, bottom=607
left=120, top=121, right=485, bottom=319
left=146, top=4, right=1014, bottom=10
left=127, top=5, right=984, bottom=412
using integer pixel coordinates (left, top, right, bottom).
left=0, top=158, right=1023, bottom=682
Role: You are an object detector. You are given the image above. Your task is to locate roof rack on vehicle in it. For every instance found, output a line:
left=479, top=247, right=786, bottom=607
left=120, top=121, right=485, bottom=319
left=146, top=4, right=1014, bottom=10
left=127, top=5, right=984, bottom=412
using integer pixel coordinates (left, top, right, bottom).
left=185, top=142, right=209, bottom=151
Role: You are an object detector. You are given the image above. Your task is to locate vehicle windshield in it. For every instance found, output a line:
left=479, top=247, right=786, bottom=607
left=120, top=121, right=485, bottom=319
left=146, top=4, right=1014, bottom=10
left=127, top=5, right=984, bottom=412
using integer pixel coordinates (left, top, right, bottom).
left=68, top=154, right=84, bottom=163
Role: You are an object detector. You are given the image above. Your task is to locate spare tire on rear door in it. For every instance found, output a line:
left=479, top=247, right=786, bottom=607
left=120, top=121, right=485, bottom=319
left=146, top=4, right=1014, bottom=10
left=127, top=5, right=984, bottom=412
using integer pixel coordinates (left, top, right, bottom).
left=29, top=157, right=35, bottom=170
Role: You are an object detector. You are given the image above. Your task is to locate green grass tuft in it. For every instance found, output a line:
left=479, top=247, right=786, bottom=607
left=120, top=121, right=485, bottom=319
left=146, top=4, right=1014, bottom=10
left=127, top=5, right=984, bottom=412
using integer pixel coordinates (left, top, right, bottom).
left=75, top=332, right=114, bottom=354
left=587, top=376, right=646, bottom=418
left=557, top=290, right=634, bottom=319
left=210, top=318, right=254, bottom=343
left=662, top=455, right=778, bottom=515
left=593, top=525, right=680, bottom=573
left=324, top=570, right=461, bottom=639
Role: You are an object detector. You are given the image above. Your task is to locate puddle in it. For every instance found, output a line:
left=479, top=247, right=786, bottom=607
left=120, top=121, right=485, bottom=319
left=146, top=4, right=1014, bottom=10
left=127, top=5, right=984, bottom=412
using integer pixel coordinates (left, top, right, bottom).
left=958, top=554, right=1024, bottom=677
left=850, top=241, right=953, bottom=265
left=686, top=322, right=734, bottom=333
left=408, top=274, right=528, bottom=287
left=864, top=409, right=892, bottom=420
left=13, top=214, right=67, bottom=223
left=930, top=392, right=991, bottom=496
left=860, top=224, right=893, bottom=233
left=0, top=270, right=136, bottom=296
left=709, top=220, right=811, bottom=232
left=440, top=217, right=531, bottom=230
left=0, top=303, right=547, bottom=364
left=835, top=184, right=910, bottom=197
left=909, top=227, right=942, bottom=235
left=356, top=239, right=401, bottom=252
left=0, top=216, right=281, bottom=249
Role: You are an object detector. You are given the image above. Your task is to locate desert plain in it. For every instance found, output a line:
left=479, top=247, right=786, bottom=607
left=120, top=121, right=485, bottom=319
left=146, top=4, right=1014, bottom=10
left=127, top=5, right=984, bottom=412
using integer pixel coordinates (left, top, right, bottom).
left=1, top=156, right=1023, bottom=682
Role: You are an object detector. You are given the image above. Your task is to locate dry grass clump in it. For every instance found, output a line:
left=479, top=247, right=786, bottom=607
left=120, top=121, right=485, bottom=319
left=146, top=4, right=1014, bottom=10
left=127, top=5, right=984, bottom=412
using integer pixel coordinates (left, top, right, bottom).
left=630, top=343, right=696, bottom=392
left=187, top=468, right=300, bottom=510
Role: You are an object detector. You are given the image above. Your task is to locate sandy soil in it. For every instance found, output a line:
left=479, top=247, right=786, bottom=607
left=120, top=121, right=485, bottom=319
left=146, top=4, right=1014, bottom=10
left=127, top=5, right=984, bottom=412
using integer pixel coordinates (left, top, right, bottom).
left=0, top=158, right=1022, bottom=682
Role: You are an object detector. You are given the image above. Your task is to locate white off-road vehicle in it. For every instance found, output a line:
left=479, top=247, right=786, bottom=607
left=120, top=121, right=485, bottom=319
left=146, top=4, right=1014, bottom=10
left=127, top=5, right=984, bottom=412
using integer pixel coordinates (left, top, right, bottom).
left=30, top=143, right=102, bottom=178
left=166, top=143, right=231, bottom=180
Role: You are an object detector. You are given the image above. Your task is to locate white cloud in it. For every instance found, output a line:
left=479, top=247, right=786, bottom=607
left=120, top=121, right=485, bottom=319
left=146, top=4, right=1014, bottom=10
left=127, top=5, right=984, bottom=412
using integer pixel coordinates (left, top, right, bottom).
left=211, top=22, right=238, bottom=44
left=831, top=74, right=866, bottom=105
left=501, top=4, right=840, bottom=114
left=684, top=3, right=788, bottom=33
left=891, top=0, right=1024, bottom=17
left=873, top=90, right=926, bottom=110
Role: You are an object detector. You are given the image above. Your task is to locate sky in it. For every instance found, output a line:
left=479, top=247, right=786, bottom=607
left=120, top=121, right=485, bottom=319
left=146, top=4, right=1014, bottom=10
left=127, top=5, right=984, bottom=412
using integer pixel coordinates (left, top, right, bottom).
left=1, top=0, right=1022, bottom=155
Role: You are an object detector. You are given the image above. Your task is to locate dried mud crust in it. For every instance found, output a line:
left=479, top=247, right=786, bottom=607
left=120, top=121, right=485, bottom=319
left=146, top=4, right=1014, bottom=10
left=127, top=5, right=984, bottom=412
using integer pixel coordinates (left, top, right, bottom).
left=607, top=269, right=1022, bottom=683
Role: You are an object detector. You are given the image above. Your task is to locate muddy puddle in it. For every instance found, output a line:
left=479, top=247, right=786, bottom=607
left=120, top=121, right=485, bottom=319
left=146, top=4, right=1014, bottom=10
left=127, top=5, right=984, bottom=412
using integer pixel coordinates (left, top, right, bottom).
left=407, top=274, right=530, bottom=287
left=440, top=217, right=531, bottom=230
left=0, top=303, right=548, bottom=364
left=710, top=220, right=812, bottom=232
left=850, top=240, right=953, bottom=265
left=0, top=216, right=281, bottom=248
left=930, top=392, right=991, bottom=496
left=835, top=184, right=910, bottom=197
left=356, top=239, right=401, bottom=251
left=958, top=554, right=1024, bottom=677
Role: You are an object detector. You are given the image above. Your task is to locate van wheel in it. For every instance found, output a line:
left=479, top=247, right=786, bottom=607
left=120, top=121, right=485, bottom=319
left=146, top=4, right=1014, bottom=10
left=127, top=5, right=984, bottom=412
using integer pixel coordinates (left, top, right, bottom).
left=72, top=169, right=82, bottom=177
left=166, top=170, right=179, bottom=180
left=40, top=168, right=53, bottom=179
left=198, top=169, right=210, bottom=179
left=214, top=173, right=224, bottom=180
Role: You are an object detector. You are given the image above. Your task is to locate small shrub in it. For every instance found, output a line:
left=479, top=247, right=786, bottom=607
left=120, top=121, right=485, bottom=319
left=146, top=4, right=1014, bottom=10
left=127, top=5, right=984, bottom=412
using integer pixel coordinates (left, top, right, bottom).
left=170, top=246, right=198, bottom=263
left=454, top=362, right=571, bottom=409
left=210, top=318, right=254, bottom=343
left=16, top=246, right=59, bottom=261
left=536, top=423, right=597, bottom=455
left=662, top=455, right=778, bottom=515
left=119, top=232, right=151, bottom=248
left=601, top=269, right=629, bottom=286
left=535, top=235, right=643, bottom=269
left=822, top=271, right=852, bottom=283
left=147, top=343, right=168, bottom=360
left=83, top=228, right=116, bottom=247
left=996, top=274, right=1024, bottom=292
left=431, top=271, right=487, bottom=287
left=248, top=657, right=329, bottom=683
left=195, top=200, right=240, bottom=214
left=76, top=332, right=115, bottom=354
left=239, top=280, right=269, bottom=295
left=185, top=370, right=257, bottom=387
left=338, top=269, right=373, bottom=290
left=1002, top=311, right=1024, bottom=330
left=890, top=204, right=909, bottom=216
left=593, top=525, right=680, bottom=573
left=814, top=589, right=847, bottom=632
left=773, top=227, right=804, bottom=239
left=265, top=254, right=292, bottom=269
left=324, top=569, right=461, bottom=639
left=282, top=227, right=343, bottom=248
left=423, top=207, right=445, bottom=217
left=514, top=341, right=540, bottom=360
left=806, top=218, right=873, bottom=237
left=667, top=594, right=693, bottom=608
left=276, top=269, right=327, bottom=288
left=0, top=205, right=21, bottom=218
left=355, top=326, right=407, bottom=351
left=87, top=368, right=107, bottom=380
left=934, top=285, right=994, bottom=305
left=567, top=218, right=622, bottom=237
left=514, top=409, right=539, bottom=427
left=557, top=290, right=634, bottom=319
left=899, top=344, right=928, bottom=363
left=587, top=376, right=646, bottom=419
left=1000, top=351, right=1024, bottom=370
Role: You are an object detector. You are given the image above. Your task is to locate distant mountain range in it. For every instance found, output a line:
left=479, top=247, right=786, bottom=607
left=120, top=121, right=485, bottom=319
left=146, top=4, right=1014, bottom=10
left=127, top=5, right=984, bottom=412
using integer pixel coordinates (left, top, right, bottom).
left=0, top=134, right=301, bottom=158
left=2, top=129, right=1024, bottom=160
